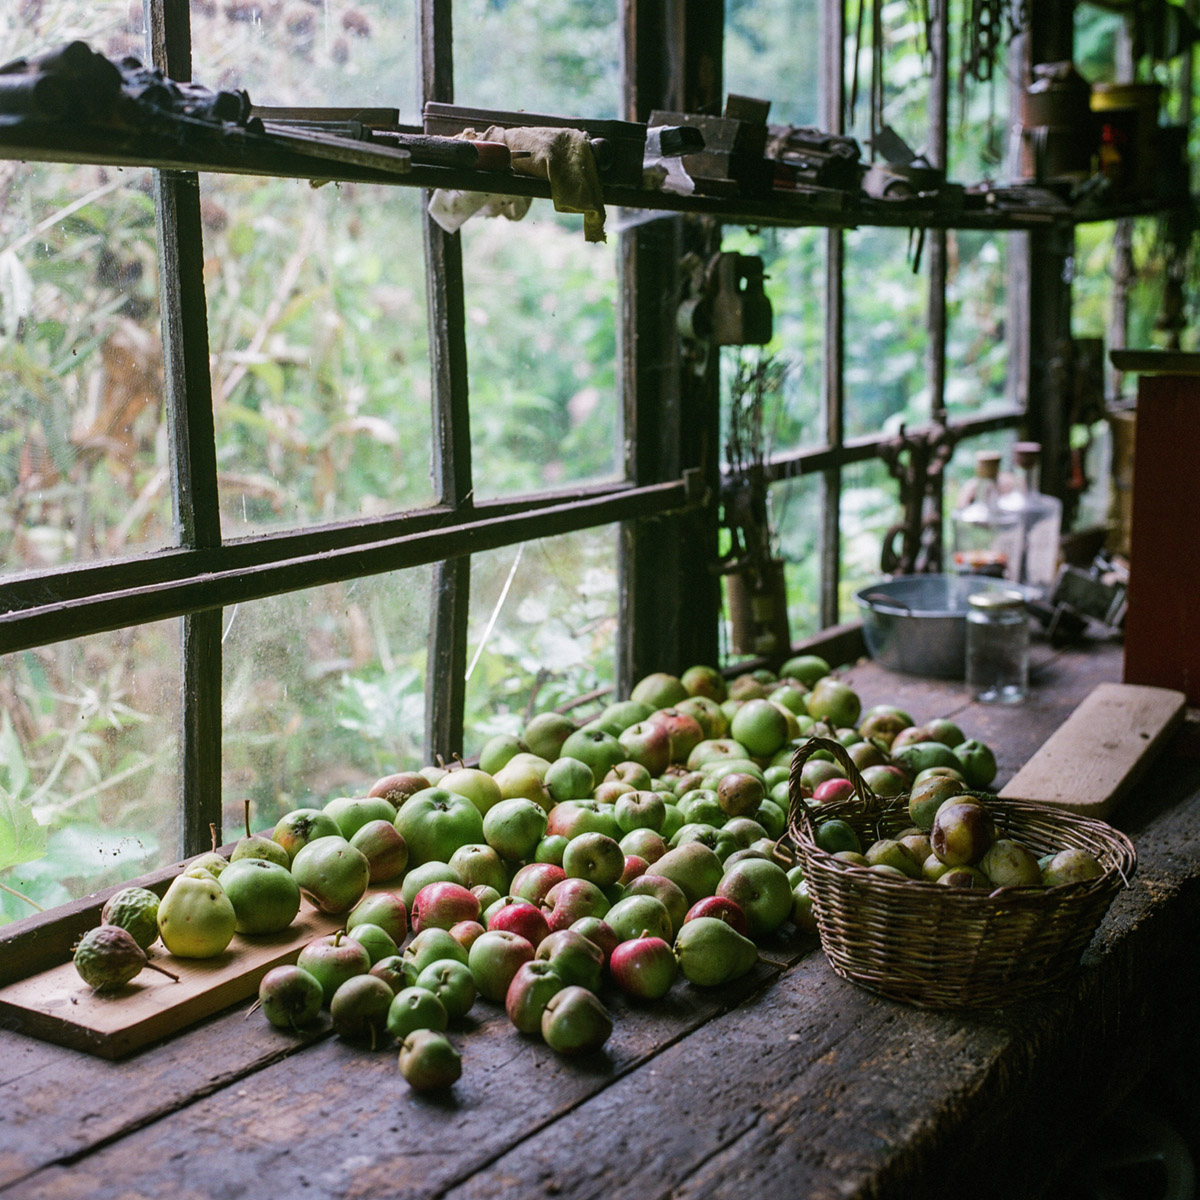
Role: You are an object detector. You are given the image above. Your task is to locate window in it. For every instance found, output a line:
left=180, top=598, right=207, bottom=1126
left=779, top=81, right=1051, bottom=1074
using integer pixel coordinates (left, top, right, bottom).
left=0, top=2, right=1171, bottom=920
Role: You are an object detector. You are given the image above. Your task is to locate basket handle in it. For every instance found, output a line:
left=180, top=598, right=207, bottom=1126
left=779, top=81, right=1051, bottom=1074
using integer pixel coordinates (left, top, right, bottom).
left=784, top=734, right=883, bottom=854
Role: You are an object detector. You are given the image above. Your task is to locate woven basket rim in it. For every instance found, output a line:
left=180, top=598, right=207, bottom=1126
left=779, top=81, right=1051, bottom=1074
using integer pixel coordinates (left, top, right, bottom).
left=781, top=734, right=1137, bottom=1008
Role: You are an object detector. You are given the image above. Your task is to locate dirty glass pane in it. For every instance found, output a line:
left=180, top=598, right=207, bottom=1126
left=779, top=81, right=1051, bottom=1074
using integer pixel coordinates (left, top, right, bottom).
left=221, top=565, right=433, bottom=833
left=463, top=527, right=619, bottom=758
left=190, top=2, right=420, bottom=122
left=453, top=0, right=620, bottom=119
left=0, top=161, right=169, bottom=576
left=203, top=180, right=435, bottom=535
left=844, top=225, right=929, bottom=440
left=462, top=213, right=620, bottom=499
left=0, top=621, right=182, bottom=924
left=725, top=0, right=822, bottom=128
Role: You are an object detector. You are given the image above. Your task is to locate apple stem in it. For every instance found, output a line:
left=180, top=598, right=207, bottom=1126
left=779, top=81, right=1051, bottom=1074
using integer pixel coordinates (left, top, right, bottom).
left=243, top=798, right=252, bottom=840
left=243, top=999, right=262, bottom=1020
left=144, top=960, right=181, bottom=983
left=209, top=822, right=219, bottom=853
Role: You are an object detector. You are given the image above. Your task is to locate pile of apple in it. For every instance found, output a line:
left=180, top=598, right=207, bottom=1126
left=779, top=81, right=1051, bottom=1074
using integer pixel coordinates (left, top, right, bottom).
left=89, top=653, right=1030, bottom=1089
left=810, top=771, right=1106, bottom=889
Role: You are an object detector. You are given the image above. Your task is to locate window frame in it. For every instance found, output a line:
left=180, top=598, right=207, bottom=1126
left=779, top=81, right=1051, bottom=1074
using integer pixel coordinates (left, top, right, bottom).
left=0, top=0, right=1087, bottom=876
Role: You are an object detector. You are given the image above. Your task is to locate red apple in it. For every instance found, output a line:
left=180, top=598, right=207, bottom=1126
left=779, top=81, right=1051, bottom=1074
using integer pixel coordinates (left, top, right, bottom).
left=367, top=771, right=431, bottom=808
left=509, top=862, right=567, bottom=907
left=487, top=898, right=551, bottom=948
left=411, top=882, right=481, bottom=932
left=683, top=895, right=750, bottom=936
left=617, top=722, right=672, bottom=776
left=618, top=854, right=649, bottom=885
left=646, top=708, right=706, bottom=764
left=609, top=934, right=678, bottom=1000
left=541, top=877, right=610, bottom=932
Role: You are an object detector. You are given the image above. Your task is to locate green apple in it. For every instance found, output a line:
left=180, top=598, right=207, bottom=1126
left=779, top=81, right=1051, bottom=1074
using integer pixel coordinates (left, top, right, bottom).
left=630, top=671, right=688, bottom=710
left=680, top=663, right=727, bottom=702
left=290, top=835, right=371, bottom=914
left=415, top=957, right=476, bottom=1019
left=492, top=756, right=554, bottom=811
left=297, top=929, right=372, bottom=1004
left=440, top=767, right=504, bottom=817
left=604, top=893, right=672, bottom=943
left=323, top=795, right=398, bottom=841
left=329, top=974, right=393, bottom=1044
left=955, top=738, right=999, bottom=789
left=561, top=832, right=625, bottom=888
left=467, top=928, right=536, bottom=1002
left=347, top=890, right=408, bottom=943
left=272, top=808, right=342, bottom=863
left=522, top=711, right=577, bottom=761
left=403, top=926, right=468, bottom=973
left=863, top=838, right=922, bottom=879
left=483, top=797, right=549, bottom=863
left=806, top=677, right=862, bottom=728
left=157, top=867, right=237, bottom=958
left=675, top=695, right=729, bottom=740
left=478, top=732, right=528, bottom=776
left=540, top=985, right=612, bottom=1055
left=593, top=699, right=654, bottom=737
left=560, top=728, right=625, bottom=781
left=652, top=842, right=723, bottom=906
left=387, top=985, right=448, bottom=1041
left=448, top=842, right=511, bottom=893
left=535, top=928, right=605, bottom=991
left=398, top=1029, right=461, bottom=1090
left=394, top=788, right=486, bottom=867
left=347, top=922, right=399, bottom=965
left=230, top=799, right=290, bottom=868
left=219, top=858, right=301, bottom=935
left=545, top=756, right=595, bottom=804
left=980, top=838, right=1043, bottom=887
left=779, top=654, right=830, bottom=686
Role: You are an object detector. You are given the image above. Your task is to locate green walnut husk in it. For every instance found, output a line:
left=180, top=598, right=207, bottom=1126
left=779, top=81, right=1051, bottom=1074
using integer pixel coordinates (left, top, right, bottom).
left=100, top=886, right=161, bottom=950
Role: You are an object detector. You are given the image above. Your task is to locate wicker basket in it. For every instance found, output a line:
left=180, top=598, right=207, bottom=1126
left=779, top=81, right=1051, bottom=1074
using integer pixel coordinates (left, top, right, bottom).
left=784, top=736, right=1137, bottom=1008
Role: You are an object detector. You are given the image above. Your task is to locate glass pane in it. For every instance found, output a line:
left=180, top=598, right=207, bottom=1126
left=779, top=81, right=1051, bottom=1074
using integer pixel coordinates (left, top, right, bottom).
left=202, top=180, right=435, bottom=534
left=944, top=229, right=1008, bottom=416
left=839, top=456, right=897, bottom=613
left=725, top=0, right=822, bottom=127
left=190, top=2, right=420, bottom=121
left=453, top=0, right=620, bottom=119
left=843, top=226, right=929, bottom=439
left=462, top=214, right=620, bottom=499
left=0, top=161, right=170, bottom=576
left=0, top=622, right=182, bottom=925
left=221, top=566, right=434, bottom=833
left=5, top=1, right=140, bottom=61
left=721, top=226, right=826, bottom=457
left=774, top=474, right=822, bottom=638
left=463, top=527, right=619, bottom=757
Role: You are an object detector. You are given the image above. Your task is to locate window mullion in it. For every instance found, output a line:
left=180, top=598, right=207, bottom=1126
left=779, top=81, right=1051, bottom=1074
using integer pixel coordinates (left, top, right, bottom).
left=819, top=0, right=846, bottom=628
left=420, top=0, right=471, bottom=763
left=147, top=0, right=224, bottom=854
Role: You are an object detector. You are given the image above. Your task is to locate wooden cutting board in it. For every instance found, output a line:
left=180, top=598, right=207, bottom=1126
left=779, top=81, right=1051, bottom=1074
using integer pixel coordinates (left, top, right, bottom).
left=998, top=682, right=1186, bottom=819
left=0, top=900, right=350, bottom=1059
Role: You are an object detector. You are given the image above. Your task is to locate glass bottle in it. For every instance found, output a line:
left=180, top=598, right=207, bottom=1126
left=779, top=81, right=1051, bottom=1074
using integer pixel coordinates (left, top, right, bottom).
left=965, top=589, right=1030, bottom=704
left=998, top=442, right=1063, bottom=597
left=951, top=451, right=1021, bottom=578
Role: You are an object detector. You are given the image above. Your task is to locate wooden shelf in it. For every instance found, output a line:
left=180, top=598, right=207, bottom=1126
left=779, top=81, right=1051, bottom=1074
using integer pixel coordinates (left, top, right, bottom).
left=0, top=117, right=1183, bottom=235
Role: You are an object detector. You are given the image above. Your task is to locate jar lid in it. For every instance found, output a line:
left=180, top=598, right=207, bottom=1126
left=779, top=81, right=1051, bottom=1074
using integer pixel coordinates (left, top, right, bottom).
left=968, top=589, right=1027, bottom=611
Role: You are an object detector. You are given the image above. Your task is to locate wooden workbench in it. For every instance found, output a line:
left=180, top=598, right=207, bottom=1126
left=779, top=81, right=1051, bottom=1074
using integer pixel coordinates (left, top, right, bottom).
left=1, top=636, right=1198, bottom=1200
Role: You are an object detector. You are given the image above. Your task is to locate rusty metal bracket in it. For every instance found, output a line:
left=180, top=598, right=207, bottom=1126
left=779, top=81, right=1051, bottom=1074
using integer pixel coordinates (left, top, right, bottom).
left=878, top=421, right=959, bottom=575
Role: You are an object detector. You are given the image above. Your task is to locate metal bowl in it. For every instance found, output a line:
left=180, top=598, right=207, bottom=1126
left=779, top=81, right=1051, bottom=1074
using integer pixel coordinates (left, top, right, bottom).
left=854, top=574, right=1031, bottom=679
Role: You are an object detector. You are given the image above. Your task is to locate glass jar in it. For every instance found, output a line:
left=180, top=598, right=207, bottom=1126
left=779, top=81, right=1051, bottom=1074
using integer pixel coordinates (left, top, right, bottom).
left=998, top=441, right=1062, bottom=597
left=965, top=589, right=1030, bottom=704
left=952, top=451, right=1022, bottom=578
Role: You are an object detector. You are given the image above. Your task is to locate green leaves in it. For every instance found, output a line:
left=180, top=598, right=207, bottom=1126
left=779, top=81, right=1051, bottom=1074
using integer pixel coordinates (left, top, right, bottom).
left=0, top=712, right=48, bottom=874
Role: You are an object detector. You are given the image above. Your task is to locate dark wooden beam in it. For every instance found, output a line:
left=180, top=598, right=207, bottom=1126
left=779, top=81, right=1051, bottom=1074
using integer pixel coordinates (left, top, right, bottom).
left=419, top=0, right=470, bottom=762
left=148, top=0, right=223, bottom=854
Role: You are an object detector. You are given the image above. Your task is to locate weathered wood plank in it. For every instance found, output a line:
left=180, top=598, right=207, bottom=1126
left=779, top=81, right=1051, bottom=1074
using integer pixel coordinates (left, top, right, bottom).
left=0, top=963, right=781, bottom=1198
